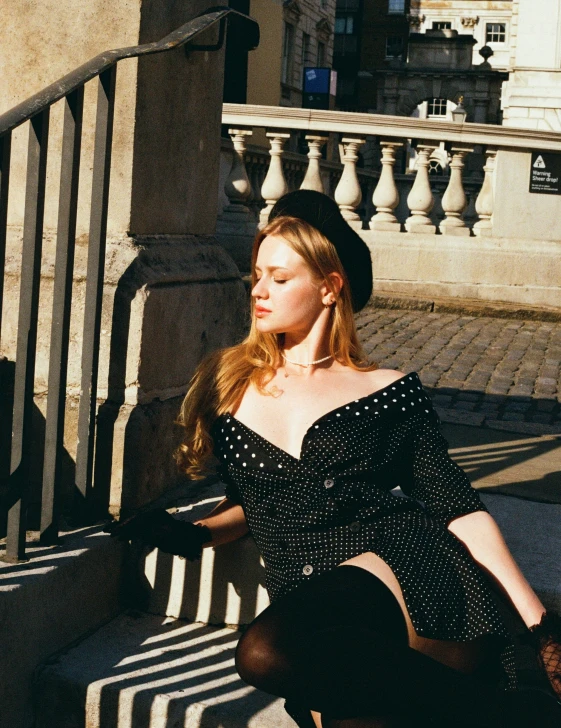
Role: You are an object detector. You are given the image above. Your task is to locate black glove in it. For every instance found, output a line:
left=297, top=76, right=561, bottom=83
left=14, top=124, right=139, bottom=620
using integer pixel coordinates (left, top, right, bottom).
left=527, top=611, right=561, bottom=702
left=104, top=508, right=212, bottom=561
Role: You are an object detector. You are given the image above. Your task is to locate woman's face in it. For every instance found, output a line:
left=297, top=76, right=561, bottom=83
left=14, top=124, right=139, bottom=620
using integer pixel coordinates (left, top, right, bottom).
left=251, top=234, right=329, bottom=336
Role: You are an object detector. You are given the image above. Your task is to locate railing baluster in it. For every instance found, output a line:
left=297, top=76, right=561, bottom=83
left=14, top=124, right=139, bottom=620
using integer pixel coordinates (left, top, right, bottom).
left=334, top=136, right=365, bottom=229
left=300, top=135, right=328, bottom=193
left=259, top=131, right=289, bottom=227
left=40, top=88, right=84, bottom=544
left=370, top=139, right=403, bottom=231
left=5, top=110, right=50, bottom=562
left=75, top=66, right=116, bottom=517
left=0, top=132, right=12, bottom=345
left=405, top=143, right=437, bottom=234
left=440, top=145, right=473, bottom=236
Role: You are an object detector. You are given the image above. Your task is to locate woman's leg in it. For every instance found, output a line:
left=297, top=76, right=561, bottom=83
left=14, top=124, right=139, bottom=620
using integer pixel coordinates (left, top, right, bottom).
left=235, top=565, right=499, bottom=727
left=340, top=552, right=491, bottom=674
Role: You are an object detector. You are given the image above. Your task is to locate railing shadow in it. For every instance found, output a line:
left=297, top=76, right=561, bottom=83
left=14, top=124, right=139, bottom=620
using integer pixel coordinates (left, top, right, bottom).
left=87, top=516, right=279, bottom=728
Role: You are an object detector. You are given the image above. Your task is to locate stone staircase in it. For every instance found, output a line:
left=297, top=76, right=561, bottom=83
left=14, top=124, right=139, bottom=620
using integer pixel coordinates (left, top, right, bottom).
left=30, top=491, right=561, bottom=728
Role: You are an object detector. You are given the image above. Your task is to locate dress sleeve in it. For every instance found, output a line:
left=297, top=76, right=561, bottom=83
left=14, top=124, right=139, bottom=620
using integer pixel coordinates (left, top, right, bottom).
left=217, top=461, right=243, bottom=506
left=399, top=408, right=489, bottom=527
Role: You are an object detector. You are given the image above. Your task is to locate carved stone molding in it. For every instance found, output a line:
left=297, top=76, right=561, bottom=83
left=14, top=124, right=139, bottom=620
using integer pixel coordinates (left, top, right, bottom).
left=283, top=0, right=302, bottom=24
left=316, top=17, right=332, bottom=41
left=406, top=13, right=425, bottom=28
left=461, top=16, right=479, bottom=29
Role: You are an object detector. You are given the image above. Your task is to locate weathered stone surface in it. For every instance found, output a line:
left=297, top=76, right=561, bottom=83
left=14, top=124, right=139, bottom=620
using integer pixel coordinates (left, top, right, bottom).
left=362, top=230, right=561, bottom=309
left=0, top=529, right=125, bottom=728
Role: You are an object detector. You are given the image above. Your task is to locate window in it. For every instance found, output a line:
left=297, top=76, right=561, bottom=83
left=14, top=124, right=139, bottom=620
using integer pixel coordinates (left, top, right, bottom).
left=486, top=22, right=506, bottom=43
left=432, top=21, right=452, bottom=30
left=317, top=41, right=326, bottom=67
left=282, top=23, right=294, bottom=84
left=385, top=36, right=403, bottom=58
left=335, top=15, right=354, bottom=34
left=427, top=98, right=447, bottom=117
left=388, top=0, right=405, bottom=13
left=302, top=32, right=311, bottom=66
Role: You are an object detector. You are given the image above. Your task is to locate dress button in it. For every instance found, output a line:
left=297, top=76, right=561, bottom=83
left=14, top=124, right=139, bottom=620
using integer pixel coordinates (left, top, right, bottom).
left=302, top=564, right=314, bottom=576
left=349, top=521, right=361, bottom=533
left=324, top=478, right=335, bottom=488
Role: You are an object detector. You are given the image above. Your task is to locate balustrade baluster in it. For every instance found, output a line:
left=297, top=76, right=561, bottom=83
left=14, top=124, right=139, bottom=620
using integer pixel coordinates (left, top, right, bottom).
left=259, top=132, right=290, bottom=227
left=405, top=143, right=437, bottom=233
left=370, top=140, right=403, bottom=231
left=334, top=137, right=365, bottom=229
left=474, top=148, right=498, bottom=237
left=5, top=109, right=50, bottom=562
left=301, top=135, right=328, bottom=193
left=41, top=87, right=84, bottom=545
left=75, top=66, right=116, bottom=518
left=223, top=128, right=253, bottom=214
left=440, top=145, right=473, bottom=236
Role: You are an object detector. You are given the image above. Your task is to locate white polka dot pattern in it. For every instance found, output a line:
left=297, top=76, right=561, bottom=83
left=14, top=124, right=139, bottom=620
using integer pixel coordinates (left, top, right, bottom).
left=210, top=372, right=516, bottom=688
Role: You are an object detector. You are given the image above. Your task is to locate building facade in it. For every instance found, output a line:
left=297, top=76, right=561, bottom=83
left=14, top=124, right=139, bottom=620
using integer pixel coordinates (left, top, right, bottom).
left=409, top=1, right=514, bottom=71
left=225, top=0, right=336, bottom=109
left=501, top=0, right=561, bottom=131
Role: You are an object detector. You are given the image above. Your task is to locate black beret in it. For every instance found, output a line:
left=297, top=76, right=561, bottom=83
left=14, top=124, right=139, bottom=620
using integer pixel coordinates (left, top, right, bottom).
left=268, top=190, right=373, bottom=312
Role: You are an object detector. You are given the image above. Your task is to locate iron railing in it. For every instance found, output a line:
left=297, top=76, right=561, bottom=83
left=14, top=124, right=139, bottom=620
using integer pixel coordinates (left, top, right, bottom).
left=0, top=6, right=259, bottom=561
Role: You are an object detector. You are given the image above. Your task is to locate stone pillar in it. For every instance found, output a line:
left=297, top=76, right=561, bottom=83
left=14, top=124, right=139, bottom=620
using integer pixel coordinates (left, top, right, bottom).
left=405, top=144, right=437, bottom=233
left=370, top=140, right=403, bottom=231
left=0, top=0, right=248, bottom=519
left=440, top=146, right=473, bottom=236
left=334, top=137, right=366, bottom=230
left=474, top=147, right=498, bottom=237
left=300, top=135, right=328, bottom=192
left=216, top=128, right=258, bottom=272
left=259, top=132, right=290, bottom=227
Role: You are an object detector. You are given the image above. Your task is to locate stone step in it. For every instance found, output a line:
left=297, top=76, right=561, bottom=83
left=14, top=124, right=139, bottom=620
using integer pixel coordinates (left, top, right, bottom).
left=0, top=526, right=126, bottom=728
left=35, top=612, right=292, bottom=728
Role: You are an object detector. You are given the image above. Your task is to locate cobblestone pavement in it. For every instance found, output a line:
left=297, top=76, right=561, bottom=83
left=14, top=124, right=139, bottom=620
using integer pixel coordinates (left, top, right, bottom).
left=355, top=307, right=561, bottom=432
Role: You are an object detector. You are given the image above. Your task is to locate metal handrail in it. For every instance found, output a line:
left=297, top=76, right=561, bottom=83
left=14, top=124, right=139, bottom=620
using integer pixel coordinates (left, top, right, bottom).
left=0, top=6, right=259, bottom=135
left=0, top=6, right=258, bottom=561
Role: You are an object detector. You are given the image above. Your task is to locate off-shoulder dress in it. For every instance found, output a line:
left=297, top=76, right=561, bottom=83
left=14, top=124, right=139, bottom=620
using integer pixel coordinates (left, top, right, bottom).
left=210, top=371, right=516, bottom=687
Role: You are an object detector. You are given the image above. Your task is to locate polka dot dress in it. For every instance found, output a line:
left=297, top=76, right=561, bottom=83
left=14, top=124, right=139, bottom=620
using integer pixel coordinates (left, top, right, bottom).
left=210, top=372, right=516, bottom=688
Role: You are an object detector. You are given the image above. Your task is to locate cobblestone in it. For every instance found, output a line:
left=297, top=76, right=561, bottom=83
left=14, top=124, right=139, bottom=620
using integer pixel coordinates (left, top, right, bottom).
left=356, top=307, right=561, bottom=430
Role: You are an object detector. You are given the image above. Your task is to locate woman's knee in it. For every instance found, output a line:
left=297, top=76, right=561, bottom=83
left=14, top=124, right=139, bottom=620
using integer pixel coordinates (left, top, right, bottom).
left=235, top=621, right=293, bottom=693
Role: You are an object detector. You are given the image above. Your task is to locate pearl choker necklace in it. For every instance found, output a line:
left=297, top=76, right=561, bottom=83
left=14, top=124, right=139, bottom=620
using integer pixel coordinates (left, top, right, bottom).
left=282, top=353, right=333, bottom=368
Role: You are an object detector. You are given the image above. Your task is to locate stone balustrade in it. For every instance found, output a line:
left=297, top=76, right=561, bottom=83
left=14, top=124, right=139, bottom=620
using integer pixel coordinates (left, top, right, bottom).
left=217, top=104, right=561, bottom=308
left=219, top=103, right=561, bottom=239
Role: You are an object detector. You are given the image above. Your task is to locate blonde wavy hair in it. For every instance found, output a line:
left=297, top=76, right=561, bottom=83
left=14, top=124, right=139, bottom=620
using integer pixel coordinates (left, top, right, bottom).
left=175, top=215, right=377, bottom=479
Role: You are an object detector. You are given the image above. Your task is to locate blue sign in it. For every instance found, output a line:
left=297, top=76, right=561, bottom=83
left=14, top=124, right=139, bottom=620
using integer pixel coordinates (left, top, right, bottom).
left=303, top=68, right=331, bottom=94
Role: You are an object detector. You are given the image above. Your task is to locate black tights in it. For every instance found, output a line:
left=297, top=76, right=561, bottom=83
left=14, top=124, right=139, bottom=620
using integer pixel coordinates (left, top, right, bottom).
left=235, top=565, right=507, bottom=728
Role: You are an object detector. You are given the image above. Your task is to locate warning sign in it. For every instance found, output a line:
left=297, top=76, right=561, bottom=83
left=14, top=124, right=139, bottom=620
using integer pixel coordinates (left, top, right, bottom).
left=529, top=151, right=561, bottom=194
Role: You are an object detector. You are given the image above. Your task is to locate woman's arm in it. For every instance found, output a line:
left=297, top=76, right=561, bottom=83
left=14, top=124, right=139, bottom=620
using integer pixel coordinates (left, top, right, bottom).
left=194, top=497, right=249, bottom=547
left=448, top=510, right=545, bottom=628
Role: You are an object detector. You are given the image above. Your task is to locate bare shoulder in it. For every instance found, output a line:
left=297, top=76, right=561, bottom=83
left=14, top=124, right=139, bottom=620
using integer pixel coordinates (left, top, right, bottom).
left=366, top=368, right=407, bottom=392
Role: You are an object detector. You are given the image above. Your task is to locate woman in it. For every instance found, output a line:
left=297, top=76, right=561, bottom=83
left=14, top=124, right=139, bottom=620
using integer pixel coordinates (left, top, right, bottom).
left=110, top=191, right=561, bottom=727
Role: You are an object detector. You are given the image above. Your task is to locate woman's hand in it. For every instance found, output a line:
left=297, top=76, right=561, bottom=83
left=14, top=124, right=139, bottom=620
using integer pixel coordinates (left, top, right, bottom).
left=105, top=508, right=212, bottom=560
left=528, top=611, right=561, bottom=701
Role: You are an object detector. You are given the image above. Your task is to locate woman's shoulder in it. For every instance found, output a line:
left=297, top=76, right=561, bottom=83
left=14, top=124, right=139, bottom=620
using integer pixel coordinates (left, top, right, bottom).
left=366, top=368, right=409, bottom=393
